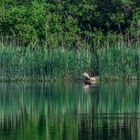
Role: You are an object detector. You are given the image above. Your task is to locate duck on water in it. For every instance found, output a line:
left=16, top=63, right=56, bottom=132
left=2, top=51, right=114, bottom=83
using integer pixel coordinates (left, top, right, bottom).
left=82, top=72, right=99, bottom=84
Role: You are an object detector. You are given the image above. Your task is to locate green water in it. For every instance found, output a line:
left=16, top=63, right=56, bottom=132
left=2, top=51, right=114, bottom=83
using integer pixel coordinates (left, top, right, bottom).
left=0, top=82, right=140, bottom=140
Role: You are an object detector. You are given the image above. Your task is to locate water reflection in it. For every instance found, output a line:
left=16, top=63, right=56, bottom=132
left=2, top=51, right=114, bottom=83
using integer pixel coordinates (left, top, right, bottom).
left=0, top=82, right=139, bottom=140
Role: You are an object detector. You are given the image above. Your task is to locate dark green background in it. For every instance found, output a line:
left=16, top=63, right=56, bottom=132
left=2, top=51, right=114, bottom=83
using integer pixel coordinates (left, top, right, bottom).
left=0, top=0, right=140, bottom=47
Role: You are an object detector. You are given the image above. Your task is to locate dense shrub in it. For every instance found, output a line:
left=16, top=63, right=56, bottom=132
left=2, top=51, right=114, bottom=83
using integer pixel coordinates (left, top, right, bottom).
left=0, top=0, right=140, bottom=47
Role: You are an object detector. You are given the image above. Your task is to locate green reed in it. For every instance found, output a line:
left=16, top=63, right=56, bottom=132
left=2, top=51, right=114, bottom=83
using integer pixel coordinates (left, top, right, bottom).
left=0, top=44, right=140, bottom=81
left=1, top=32, right=140, bottom=81
left=0, top=45, right=92, bottom=81
left=97, top=42, right=140, bottom=81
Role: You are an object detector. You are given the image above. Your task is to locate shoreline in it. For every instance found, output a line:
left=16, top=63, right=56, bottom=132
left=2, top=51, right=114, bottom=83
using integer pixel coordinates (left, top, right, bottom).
left=0, top=75, right=138, bottom=83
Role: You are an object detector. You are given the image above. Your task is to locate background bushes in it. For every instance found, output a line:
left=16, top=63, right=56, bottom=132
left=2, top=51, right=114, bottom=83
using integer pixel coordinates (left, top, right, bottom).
left=0, top=0, right=140, bottom=48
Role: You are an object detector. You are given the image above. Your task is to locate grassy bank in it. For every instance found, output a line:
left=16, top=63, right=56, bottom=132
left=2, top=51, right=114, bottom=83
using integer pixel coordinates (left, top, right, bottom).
left=0, top=38, right=140, bottom=82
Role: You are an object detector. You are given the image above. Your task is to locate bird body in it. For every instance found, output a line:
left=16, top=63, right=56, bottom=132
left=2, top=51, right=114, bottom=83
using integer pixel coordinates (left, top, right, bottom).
left=82, top=72, right=98, bottom=84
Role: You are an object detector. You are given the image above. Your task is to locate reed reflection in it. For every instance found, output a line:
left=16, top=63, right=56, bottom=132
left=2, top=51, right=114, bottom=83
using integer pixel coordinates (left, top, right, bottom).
left=0, top=82, right=139, bottom=140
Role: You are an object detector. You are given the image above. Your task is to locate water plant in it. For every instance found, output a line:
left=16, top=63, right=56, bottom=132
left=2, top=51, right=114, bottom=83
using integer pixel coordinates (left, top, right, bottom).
left=0, top=32, right=140, bottom=82
left=0, top=45, right=92, bottom=81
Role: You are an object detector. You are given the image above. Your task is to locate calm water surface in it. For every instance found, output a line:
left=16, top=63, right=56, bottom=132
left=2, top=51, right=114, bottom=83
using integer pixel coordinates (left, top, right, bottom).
left=0, top=82, right=140, bottom=140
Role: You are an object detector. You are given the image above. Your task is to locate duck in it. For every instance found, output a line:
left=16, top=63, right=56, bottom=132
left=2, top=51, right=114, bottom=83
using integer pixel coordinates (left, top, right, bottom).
left=82, top=72, right=98, bottom=84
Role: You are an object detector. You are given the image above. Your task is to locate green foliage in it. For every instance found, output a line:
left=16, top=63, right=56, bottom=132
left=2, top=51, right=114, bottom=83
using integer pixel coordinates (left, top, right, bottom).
left=0, top=0, right=140, bottom=47
left=0, top=0, right=140, bottom=81
left=0, top=0, right=46, bottom=45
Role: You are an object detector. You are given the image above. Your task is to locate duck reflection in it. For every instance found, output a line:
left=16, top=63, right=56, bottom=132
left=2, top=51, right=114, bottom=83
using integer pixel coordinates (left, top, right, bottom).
left=82, top=84, right=90, bottom=94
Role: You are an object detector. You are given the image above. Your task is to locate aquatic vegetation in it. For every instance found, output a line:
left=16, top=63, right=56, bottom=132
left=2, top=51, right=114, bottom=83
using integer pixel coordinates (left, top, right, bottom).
left=0, top=33, right=140, bottom=81
left=98, top=42, right=140, bottom=80
left=0, top=46, right=92, bottom=81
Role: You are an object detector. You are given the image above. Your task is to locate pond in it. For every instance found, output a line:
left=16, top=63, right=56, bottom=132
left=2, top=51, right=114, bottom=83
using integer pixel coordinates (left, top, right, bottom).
left=0, top=82, right=140, bottom=140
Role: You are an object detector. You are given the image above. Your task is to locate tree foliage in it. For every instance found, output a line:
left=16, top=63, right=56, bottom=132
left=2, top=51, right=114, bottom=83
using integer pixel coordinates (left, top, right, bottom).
left=0, top=0, right=140, bottom=47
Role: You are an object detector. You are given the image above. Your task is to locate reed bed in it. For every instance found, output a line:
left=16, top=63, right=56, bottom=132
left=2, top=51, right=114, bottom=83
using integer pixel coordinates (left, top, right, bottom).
left=0, top=33, right=140, bottom=81
left=98, top=42, right=140, bottom=81
left=0, top=45, right=92, bottom=81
